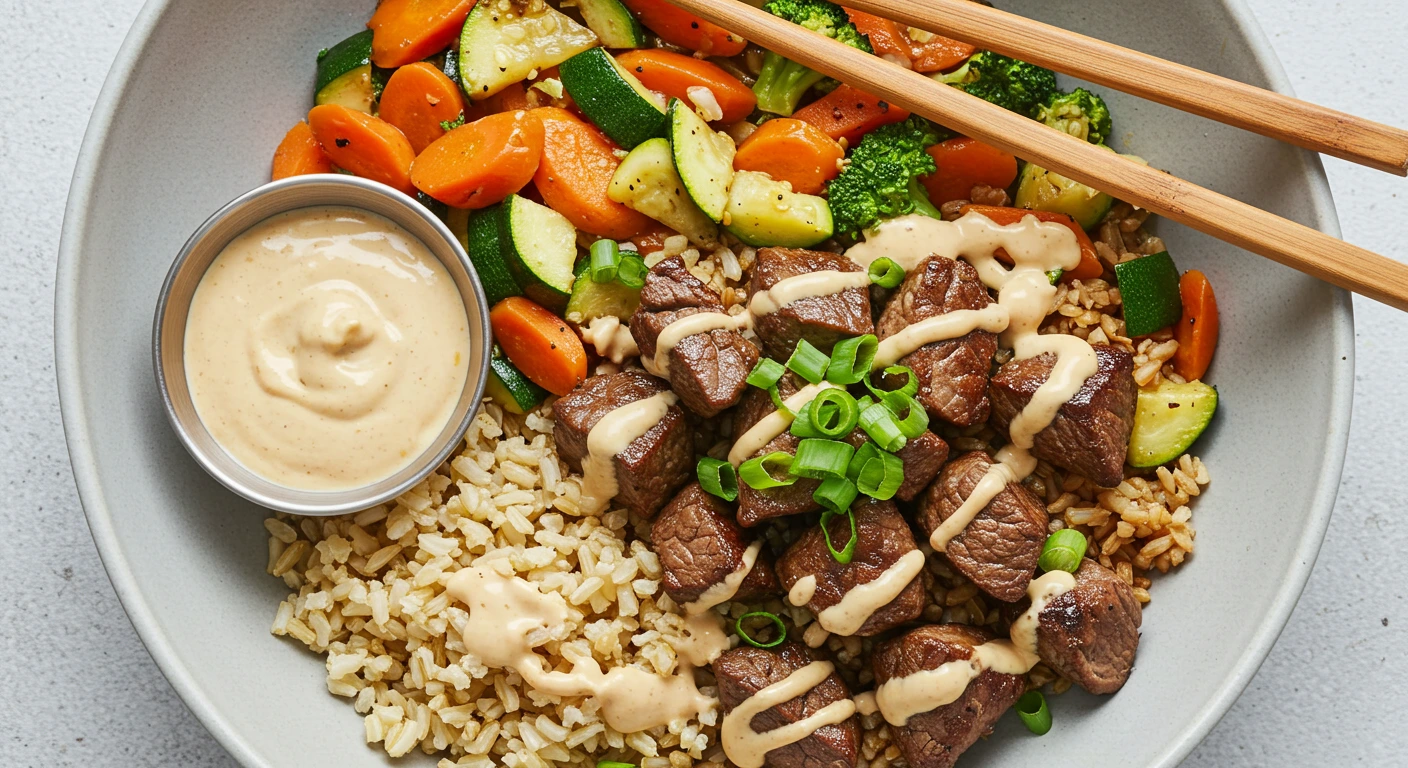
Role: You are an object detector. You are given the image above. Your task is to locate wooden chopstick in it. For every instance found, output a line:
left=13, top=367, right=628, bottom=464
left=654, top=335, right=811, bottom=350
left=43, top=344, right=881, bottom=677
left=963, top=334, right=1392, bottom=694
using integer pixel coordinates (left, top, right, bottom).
left=842, top=0, right=1408, bottom=177
left=663, top=0, right=1408, bottom=311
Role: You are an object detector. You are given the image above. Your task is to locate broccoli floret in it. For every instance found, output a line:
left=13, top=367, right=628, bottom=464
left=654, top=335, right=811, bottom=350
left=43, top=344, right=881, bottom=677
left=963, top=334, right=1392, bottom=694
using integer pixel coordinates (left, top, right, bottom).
left=1037, top=88, right=1112, bottom=145
left=827, top=116, right=949, bottom=238
left=936, top=50, right=1058, bottom=118
left=753, top=0, right=871, bottom=116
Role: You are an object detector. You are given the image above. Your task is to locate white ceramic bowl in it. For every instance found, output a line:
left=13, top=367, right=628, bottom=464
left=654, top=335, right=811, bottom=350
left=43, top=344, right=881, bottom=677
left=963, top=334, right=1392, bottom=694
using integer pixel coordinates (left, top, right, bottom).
left=55, top=1, right=1353, bottom=767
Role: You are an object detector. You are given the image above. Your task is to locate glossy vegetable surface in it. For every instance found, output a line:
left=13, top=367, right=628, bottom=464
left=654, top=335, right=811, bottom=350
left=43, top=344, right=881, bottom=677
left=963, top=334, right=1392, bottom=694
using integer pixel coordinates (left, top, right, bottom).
left=271, top=121, right=333, bottom=179
left=615, top=49, right=757, bottom=124
left=490, top=297, right=588, bottom=396
left=1173, top=270, right=1220, bottom=381
left=733, top=118, right=844, bottom=195
left=411, top=110, right=545, bottom=208
left=368, top=0, right=476, bottom=68
left=921, top=137, right=1018, bottom=207
left=378, top=62, right=466, bottom=153
left=532, top=107, right=653, bottom=239
left=307, top=104, right=416, bottom=194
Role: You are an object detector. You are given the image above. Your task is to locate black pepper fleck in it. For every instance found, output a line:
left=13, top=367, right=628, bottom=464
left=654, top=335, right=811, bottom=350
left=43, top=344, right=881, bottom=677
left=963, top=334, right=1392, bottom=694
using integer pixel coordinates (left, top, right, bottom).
left=335, top=138, right=350, bottom=148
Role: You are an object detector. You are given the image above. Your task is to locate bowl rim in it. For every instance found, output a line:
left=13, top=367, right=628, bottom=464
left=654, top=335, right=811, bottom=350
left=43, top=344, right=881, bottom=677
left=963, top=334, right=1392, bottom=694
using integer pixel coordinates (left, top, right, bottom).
left=53, top=1, right=1355, bottom=766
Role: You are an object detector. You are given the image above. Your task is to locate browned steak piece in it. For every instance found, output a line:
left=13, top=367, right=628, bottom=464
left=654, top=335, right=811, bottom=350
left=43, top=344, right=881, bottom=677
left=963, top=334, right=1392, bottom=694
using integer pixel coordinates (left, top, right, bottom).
left=893, top=431, right=950, bottom=502
left=871, top=624, right=1025, bottom=768
left=714, top=642, right=860, bottom=768
left=630, top=256, right=758, bottom=418
left=776, top=499, right=926, bottom=637
left=916, top=451, right=1047, bottom=602
left=552, top=370, right=691, bottom=518
left=875, top=256, right=997, bottom=428
left=1037, top=558, right=1142, bottom=694
left=989, top=344, right=1137, bottom=488
left=651, top=482, right=779, bottom=607
left=748, top=247, right=873, bottom=360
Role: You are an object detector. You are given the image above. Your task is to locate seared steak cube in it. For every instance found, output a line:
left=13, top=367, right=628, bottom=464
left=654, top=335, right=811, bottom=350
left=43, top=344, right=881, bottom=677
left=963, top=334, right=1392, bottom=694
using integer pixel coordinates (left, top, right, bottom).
left=776, top=499, right=927, bottom=637
left=1036, top=558, right=1142, bottom=694
left=871, top=624, right=1026, bottom=768
left=916, top=451, right=1047, bottom=602
left=989, top=344, right=1137, bottom=488
left=651, top=482, right=779, bottom=608
left=552, top=370, right=691, bottom=518
left=893, top=431, right=950, bottom=502
left=875, top=256, right=997, bottom=428
left=748, top=247, right=873, bottom=360
left=630, top=256, right=758, bottom=418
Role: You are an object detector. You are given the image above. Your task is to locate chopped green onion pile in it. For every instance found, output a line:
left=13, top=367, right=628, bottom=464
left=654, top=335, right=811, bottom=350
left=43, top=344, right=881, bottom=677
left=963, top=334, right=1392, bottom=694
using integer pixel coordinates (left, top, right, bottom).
left=787, top=339, right=831, bottom=384
left=1015, top=690, right=1052, bottom=735
left=877, top=390, right=929, bottom=438
left=826, top=334, right=878, bottom=385
left=697, top=457, right=738, bottom=502
left=589, top=239, right=621, bottom=283
left=1038, top=528, right=1087, bottom=573
left=868, top=257, right=906, bottom=289
left=848, top=442, right=905, bottom=500
left=736, top=611, right=787, bottom=648
left=738, top=452, right=797, bottom=489
left=819, top=504, right=859, bottom=564
left=858, top=398, right=907, bottom=452
left=792, top=438, right=855, bottom=479
left=791, top=389, right=859, bottom=439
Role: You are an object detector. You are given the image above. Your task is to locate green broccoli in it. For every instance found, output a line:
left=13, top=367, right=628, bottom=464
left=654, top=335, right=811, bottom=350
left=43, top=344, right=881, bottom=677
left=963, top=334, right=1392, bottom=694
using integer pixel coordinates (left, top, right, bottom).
left=1037, top=88, right=1112, bottom=145
left=935, top=50, right=1058, bottom=118
left=753, top=0, right=872, bottom=116
left=827, top=116, right=949, bottom=238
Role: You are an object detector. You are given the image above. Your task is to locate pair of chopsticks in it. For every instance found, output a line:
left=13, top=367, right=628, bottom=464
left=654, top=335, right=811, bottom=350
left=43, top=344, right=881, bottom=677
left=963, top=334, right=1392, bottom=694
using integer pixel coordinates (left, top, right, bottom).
left=665, top=0, right=1408, bottom=311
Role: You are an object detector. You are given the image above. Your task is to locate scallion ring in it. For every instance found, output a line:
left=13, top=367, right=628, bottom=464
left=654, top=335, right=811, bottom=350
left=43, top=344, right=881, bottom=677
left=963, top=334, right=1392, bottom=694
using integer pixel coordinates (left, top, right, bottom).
left=854, top=447, right=905, bottom=500
left=878, top=390, right=929, bottom=438
left=868, top=257, right=905, bottom=289
left=826, top=334, right=878, bottom=385
left=819, top=502, right=859, bottom=563
left=589, top=239, right=621, bottom=283
left=736, top=611, right=787, bottom=648
left=697, top=457, right=738, bottom=502
left=791, top=389, right=859, bottom=439
left=858, top=401, right=907, bottom=452
left=786, top=339, right=831, bottom=384
left=768, top=384, right=793, bottom=416
left=616, top=253, right=648, bottom=289
left=1015, top=690, right=1052, bottom=735
left=747, top=358, right=786, bottom=390
left=738, top=452, right=797, bottom=489
left=864, top=364, right=919, bottom=400
left=598, top=762, right=636, bottom=768
left=1038, top=528, right=1088, bottom=573
left=791, top=438, right=855, bottom=479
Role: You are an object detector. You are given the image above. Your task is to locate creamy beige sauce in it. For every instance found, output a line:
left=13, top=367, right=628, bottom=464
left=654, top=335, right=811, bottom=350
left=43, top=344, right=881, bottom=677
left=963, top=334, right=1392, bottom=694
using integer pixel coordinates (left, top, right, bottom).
left=579, top=391, right=677, bottom=514
left=446, top=565, right=723, bottom=734
left=727, top=382, right=838, bottom=466
left=853, top=691, right=879, bottom=716
left=684, top=540, right=763, bottom=615
left=787, top=574, right=818, bottom=607
left=812, top=549, right=926, bottom=637
left=871, top=305, right=1010, bottom=369
left=748, top=270, right=873, bottom=318
left=183, top=207, right=469, bottom=491
left=579, top=315, right=639, bottom=364
left=642, top=311, right=747, bottom=377
left=722, top=660, right=857, bottom=768
left=871, top=570, right=1075, bottom=726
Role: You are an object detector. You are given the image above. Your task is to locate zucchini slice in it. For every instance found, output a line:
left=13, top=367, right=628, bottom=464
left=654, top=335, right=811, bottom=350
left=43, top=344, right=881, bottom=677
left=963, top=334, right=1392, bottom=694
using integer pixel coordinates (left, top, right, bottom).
left=499, top=194, right=580, bottom=311
left=608, top=137, right=719, bottom=247
left=668, top=98, right=735, bottom=223
left=315, top=30, right=384, bottom=112
left=724, top=171, right=833, bottom=248
left=461, top=205, right=524, bottom=306
left=1127, top=379, right=1218, bottom=468
left=458, top=0, right=598, bottom=100
left=565, top=259, right=642, bottom=324
left=560, top=47, right=668, bottom=149
left=487, top=346, right=548, bottom=414
left=576, top=0, right=647, bottom=48
left=1115, top=251, right=1183, bottom=337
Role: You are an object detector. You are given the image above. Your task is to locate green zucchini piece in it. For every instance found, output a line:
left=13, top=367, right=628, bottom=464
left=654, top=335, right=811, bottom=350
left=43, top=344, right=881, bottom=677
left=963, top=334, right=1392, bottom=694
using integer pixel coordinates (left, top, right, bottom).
left=560, top=47, right=668, bottom=149
left=668, top=99, right=735, bottom=222
left=576, top=0, right=647, bottom=48
left=314, top=31, right=389, bottom=112
left=1127, top=379, right=1218, bottom=468
left=463, top=205, right=524, bottom=306
left=459, top=1, right=598, bottom=100
left=565, top=258, right=642, bottom=324
left=1014, top=159, right=1113, bottom=230
left=608, top=137, right=719, bottom=247
left=499, top=194, right=580, bottom=312
left=1115, top=251, right=1182, bottom=337
left=724, top=170, right=832, bottom=248
left=488, top=347, right=548, bottom=414
left=316, top=65, right=377, bottom=113
left=316, top=30, right=374, bottom=93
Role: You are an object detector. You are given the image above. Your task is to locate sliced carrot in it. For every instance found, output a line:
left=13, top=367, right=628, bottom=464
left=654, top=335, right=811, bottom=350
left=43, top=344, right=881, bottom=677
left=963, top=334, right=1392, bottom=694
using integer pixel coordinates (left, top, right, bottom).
left=844, top=8, right=912, bottom=67
left=379, top=62, right=468, bottom=154
left=1173, top=270, right=1219, bottom=381
left=531, top=107, right=652, bottom=239
left=271, top=121, right=333, bottom=180
left=368, top=0, right=476, bottom=68
left=960, top=205, right=1103, bottom=281
left=614, top=49, right=756, bottom=124
left=491, top=296, right=588, bottom=396
left=307, top=104, right=416, bottom=194
left=464, top=80, right=530, bottom=120
left=793, top=84, right=910, bottom=145
left=619, top=0, right=746, bottom=56
left=907, top=32, right=976, bottom=73
left=411, top=110, right=545, bottom=208
left=921, top=137, right=1018, bottom=207
left=733, top=118, right=844, bottom=195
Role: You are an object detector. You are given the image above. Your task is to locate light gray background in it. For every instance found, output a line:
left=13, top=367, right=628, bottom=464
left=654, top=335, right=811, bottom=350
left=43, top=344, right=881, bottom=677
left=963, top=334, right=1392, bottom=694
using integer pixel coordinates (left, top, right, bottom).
left=2, top=0, right=1402, bottom=765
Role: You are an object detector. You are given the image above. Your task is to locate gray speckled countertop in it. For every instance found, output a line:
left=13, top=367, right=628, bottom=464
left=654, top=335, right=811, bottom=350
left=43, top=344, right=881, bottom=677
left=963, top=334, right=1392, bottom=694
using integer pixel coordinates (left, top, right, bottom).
left=2, top=0, right=1403, bottom=764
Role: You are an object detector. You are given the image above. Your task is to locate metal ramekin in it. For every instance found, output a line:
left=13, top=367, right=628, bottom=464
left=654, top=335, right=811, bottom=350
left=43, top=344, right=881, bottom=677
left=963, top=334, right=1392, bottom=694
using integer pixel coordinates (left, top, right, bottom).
left=153, top=174, right=491, bottom=516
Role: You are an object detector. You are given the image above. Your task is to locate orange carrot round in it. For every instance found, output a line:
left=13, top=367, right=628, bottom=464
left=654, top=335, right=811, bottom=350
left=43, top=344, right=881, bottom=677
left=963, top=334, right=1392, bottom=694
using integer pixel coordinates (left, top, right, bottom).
left=271, top=121, right=333, bottom=180
left=532, top=107, right=652, bottom=239
left=307, top=104, right=417, bottom=194
left=620, top=0, right=747, bottom=56
left=908, top=33, right=976, bottom=73
left=792, top=84, right=910, bottom=145
left=411, top=110, right=545, bottom=208
left=1173, top=270, right=1219, bottom=381
left=379, top=62, right=467, bottom=154
left=844, top=8, right=912, bottom=68
left=368, top=0, right=476, bottom=68
left=733, top=118, right=844, bottom=195
left=614, top=49, right=756, bottom=124
left=922, top=137, right=1018, bottom=207
left=491, top=296, right=588, bottom=396
left=960, top=205, right=1103, bottom=280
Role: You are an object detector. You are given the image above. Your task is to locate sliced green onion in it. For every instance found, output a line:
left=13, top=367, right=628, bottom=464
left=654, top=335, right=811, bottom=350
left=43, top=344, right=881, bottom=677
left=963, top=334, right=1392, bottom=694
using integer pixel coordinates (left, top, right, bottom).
left=786, top=340, right=831, bottom=384
left=878, top=390, right=929, bottom=438
left=865, top=364, right=919, bottom=400
left=747, top=358, right=786, bottom=390
left=868, top=257, right=905, bottom=289
left=697, top=457, right=738, bottom=502
left=589, top=239, right=621, bottom=283
left=598, top=762, right=636, bottom=768
left=769, top=385, right=793, bottom=416
left=791, top=438, right=855, bottom=479
left=852, top=445, right=905, bottom=500
left=616, top=253, right=648, bottom=289
left=791, top=389, right=859, bottom=439
left=819, top=503, right=858, bottom=563
left=858, top=401, right=907, bottom=452
left=1046, top=269, right=1063, bottom=285
left=736, top=611, right=787, bottom=648
left=1038, top=528, right=1088, bottom=573
left=826, top=334, right=878, bottom=385
left=1016, top=690, right=1052, bottom=735
left=739, top=452, right=798, bottom=489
